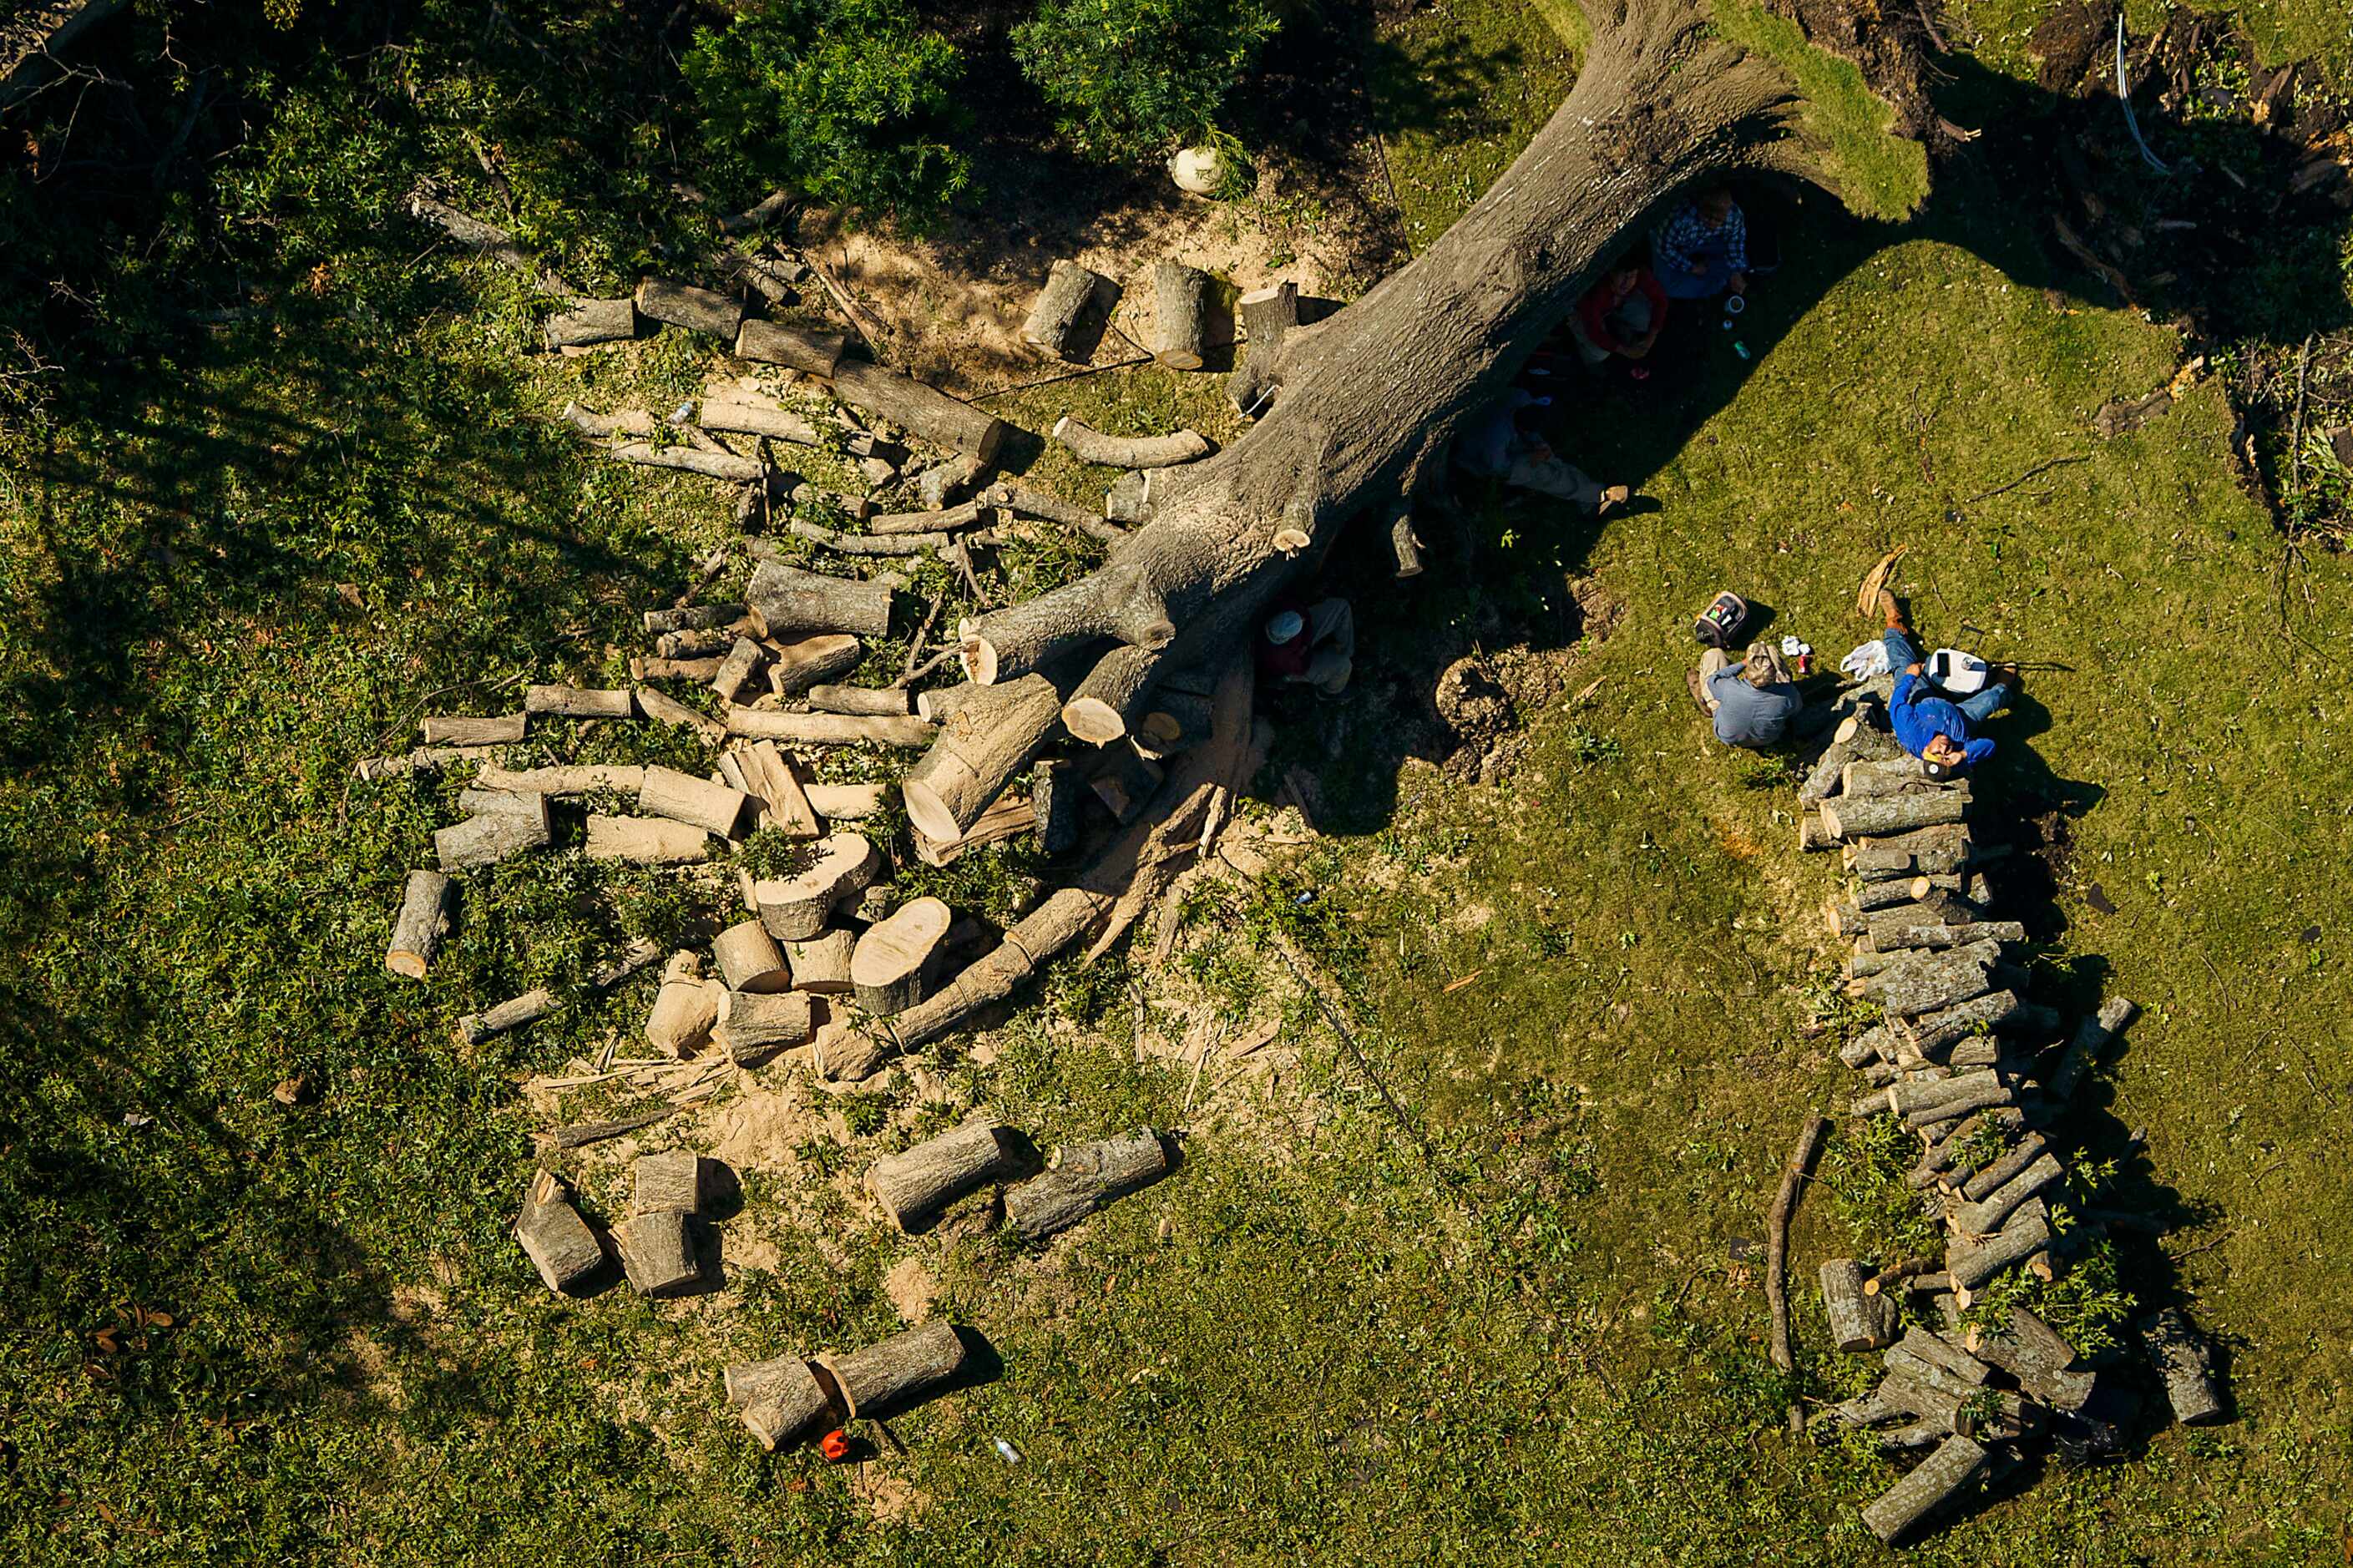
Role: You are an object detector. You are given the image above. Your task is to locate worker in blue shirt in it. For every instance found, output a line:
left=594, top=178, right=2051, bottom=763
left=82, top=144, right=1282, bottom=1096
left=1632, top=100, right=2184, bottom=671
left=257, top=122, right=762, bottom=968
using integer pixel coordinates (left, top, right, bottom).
left=1873, top=591, right=2007, bottom=777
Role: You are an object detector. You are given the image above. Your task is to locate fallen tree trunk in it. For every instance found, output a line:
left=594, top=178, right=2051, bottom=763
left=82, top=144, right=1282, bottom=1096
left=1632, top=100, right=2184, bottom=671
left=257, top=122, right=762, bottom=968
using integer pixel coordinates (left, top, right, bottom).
left=1052, top=417, right=1212, bottom=469
left=1004, top=1127, right=1172, bottom=1242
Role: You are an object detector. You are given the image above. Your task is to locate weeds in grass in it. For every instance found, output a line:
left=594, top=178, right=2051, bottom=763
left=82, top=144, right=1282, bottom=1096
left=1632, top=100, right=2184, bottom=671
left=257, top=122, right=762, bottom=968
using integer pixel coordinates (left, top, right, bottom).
left=1822, top=1116, right=1944, bottom=1264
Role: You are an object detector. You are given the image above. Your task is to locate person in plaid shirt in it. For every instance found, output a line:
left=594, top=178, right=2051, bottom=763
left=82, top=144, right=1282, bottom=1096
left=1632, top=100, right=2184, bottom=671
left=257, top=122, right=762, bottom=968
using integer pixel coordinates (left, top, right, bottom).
left=1652, top=186, right=1749, bottom=301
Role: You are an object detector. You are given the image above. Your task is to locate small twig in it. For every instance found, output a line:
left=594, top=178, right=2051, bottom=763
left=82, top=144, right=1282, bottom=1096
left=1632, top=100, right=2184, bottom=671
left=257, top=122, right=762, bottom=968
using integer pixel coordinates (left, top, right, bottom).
left=897, top=597, right=944, bottom=685
left=898, top=647, right=958, bottom=686
left=2287, top=332, right=2315, bottom=534
left=971, top=354, right=1154, bottom=402
left=1962, top=453, right=2088, bottom=505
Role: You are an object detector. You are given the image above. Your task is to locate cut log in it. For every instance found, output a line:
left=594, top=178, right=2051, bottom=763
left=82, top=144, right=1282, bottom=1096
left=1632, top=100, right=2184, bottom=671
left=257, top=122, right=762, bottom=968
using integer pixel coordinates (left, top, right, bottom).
left=634, top=1151, right=702, bottom=1216
left=747, top=560, right=893, bottom=640
left=1954, top=1151, right=2062, bottom=1237
left=1819, top=791, right=1971, bottom=842
left=767, top=633, right=864, bottom=696
left=822, top=359, right=1009, bottom=462
left=585, top=814, right=711, bottom=864
left=635, top=277, right=744, bottom=339
left=1822, top=1256, right=1895, bottom=1352
left=351, top=746, right=498, bottom=782
left=1005, top=1128, right=1172, bottom=1243
left=709, top=637, right=766, bottom=705
left=434, top=794, right=553, bottom=870
left=754, top=832, right=880, bottom=941
left=851, top=897, right=952, bottom=1016
left=1151, top=260, right=1211, bottom=369
left=1847, top=822, right=1971, bottom=879
left=988, top=480, right=1127, bottom=544
left=2050, top=995, right=2138, bottom=1100
left=614, top=1211, right=699, bottom=1297
left=547, top=297, right=637, bottom=349
left=870, top=498, right=988, bottom=537
left=786, top=931, right=856, bottom=993
left=1860, top=1432, right=1990, bottom=1536
left=1052, top=417, right=1212, bottom=470
left=1852, top=989, right=2029, bottom=1064
left=1104, top=467, right=1155, bottom=524
left=726, top=708, right=934, bottom=748
left=1034, top=759, right=1081, bottom=854
left=600, top=440, right=763, bottom=483
left=472, top=763, right=645, bottom=797
left=633, top=685, right=727, bottom=745
left=645, top=603, right=751, bottom=635
left=458, top=938, right=662, bottom=1044
left=867, top=1120, right=1021, bottom=1233
left=1228, top=281, right=1298, bottom=417
left=1088, top=746, right=1164, bottom=822
left=1947, top=1198, right=2051, bottom=1289
left=733, top=318, right=847, bottom=377
left=633, top=655, right=724, bottom=681
left=525, top=684, right=635, bottom=720
left=726, top=1355, right=833, bottom=1451
left=822, top=1320, right=969, bottom=1419
left=421, top=712, right=527, bottom=746
left=646, top=953, right=723, bottom=1058
left=1021, top=259, right=1118, bottom=360
left=1839, top=756, right=1941, bottom=797
left=913, top=796, right=1035, bottom=866
left=915, top=453, right=990, bottom=510
left=1899, top=1326, right=1991, bottom=1386
left=1958, top=1132, right=2047, bottom=1202
left=713, top=918, right=792, bottom=994
left=788, top=519, right=952, bottom=556
left=1851, top=1067, right=1995, bottom=1121
left=806, top=683, right=913, bottom=716
left=639, top=765, right=751, bottom=837
left=806, top=782, right=886, bottom=821
left=661, top=626, right=748, bottom=663
left=716, top=988, right=815, bottom=1061
left=1798, top=812, right=1835, bottom=852
left=386, top=870, right=455, bottom=979
left=1905, top=1072, right=2015, bottom=1130
left=514, top=1171, right=603, bottom=1292
left=1855, top=878, right=1933, bottom=913
left=902, top=673, right=1070, bottom=843
left=1863, top=938, right=2001, bottom=1019
left=1967, top=1306, right=2093, bottom=1410
left=1864, top=916, right=2026, bottom=953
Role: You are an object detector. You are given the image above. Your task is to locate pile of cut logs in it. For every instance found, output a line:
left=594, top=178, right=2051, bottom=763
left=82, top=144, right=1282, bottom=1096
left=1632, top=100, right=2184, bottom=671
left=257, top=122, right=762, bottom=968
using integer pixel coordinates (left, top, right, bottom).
left=1794, top=684, right=2225, bottom=1545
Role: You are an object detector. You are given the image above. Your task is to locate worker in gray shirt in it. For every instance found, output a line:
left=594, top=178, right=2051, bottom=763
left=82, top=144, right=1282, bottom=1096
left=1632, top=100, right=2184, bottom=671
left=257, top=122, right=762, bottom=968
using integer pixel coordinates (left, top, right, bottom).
left=1690, top=640, right=1801, bottom=748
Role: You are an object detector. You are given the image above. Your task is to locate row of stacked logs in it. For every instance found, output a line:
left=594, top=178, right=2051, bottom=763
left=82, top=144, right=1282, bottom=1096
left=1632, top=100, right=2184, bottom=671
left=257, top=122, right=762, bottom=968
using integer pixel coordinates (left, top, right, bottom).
left=1794, top=684, right=2224, bottom=1544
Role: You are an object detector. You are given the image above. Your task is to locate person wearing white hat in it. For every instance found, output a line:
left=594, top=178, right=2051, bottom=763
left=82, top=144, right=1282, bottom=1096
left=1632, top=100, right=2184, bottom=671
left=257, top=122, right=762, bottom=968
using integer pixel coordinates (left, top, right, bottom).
left=1257, top=598, right=1354, bottom=699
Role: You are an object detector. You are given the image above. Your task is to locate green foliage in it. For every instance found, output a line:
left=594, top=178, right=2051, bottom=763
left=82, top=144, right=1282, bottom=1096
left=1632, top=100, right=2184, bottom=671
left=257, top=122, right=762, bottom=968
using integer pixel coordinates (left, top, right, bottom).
left=1707, top=0, right=1930, bottom=222
left=1821, top=1116, right=1946, bottom=1264
left=1011, top=0, right=1283, bottom=162
left=839, top=1093, right=888, bottom=1138
left=685, top=0, right=972, bottom=220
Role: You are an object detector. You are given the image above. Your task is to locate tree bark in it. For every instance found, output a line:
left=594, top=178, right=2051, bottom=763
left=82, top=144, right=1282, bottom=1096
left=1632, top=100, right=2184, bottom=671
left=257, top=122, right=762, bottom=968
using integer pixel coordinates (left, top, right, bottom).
left=726, top=1355, right=833, bottom=1451
left=525, top=684, right=635, bottom=720
left=615, top=1211, right=699, bottom=1296
left=1846, top=822, right=1971, bottom=879
left=735, top=318, right=847, bottom=377
left=1861, top=938, right=2001, bottom=1018
left=786, top=930, right=856, bottom=993
left=634, top=1151, right=703, bottom=1215
left=585, top=814, right=711, bottom=864
left=1864, top=916, right=2025, bottom=953
left=547, top=297, right=638, bottom=349
left=700, top=395, right=822, bottom=448
left=1820, top=791, right=1970, bottom=841
left=1953, top=1151, right=2062, bottom=1237
left=1152, top=260, right=1211, bottom=369
left=726, top=708, right=934, bottom=748
left=1946, top=1198, right=2050, bottom=1289
left=720, top=741, right=822, bottom=837
left=1860, top=1434, right=1987, bottom=1544
left=1840, top=756, right=1941, bottom=797
left=1034, top=758, right=1081, bottom=854
left=645, top=603, right=750, bottom=635
left=867, top=1119, right=1021, bottom=1233
left=716, top=988, right=815, bottom=1062
left=1053, top=417, right=1212, bottom=470
left=1004, top=1127, right=1172, bottom=1242
left=434, top=792, right=552, bottom=870
left=1765, top=1114, right=1829, bottom=1408
left=989, top=481, right=1128, bottom=544
left=806, top=683, right=913, bottom=716
left=514, top=1171, right=603, bottom=1292
left=902, top=673, right=1070, bottom=842
left=747, top=561, right=893, bottom=640
left=821, top=1320, right=970, bottom=1419
left=822, top=360, right=1010, bottom=462
left=386, top=870, right=456, bottom=979
left=1022, top=259, right=1118, bottom=360
left=1964, top=1307, right=2091, bottom=1410
left=851, top=896, right=952, bottom=1016
left=636, top=277, right=744, bottom=339
left=473, top=762, right=645, bottom=797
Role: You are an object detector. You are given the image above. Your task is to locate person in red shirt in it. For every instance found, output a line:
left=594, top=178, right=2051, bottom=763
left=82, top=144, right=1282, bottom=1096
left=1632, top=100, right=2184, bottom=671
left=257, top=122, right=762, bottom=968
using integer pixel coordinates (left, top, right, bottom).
left=1255, top=597, right=1354, bottom=699
left=1570, top=264, right=1667, bottom=372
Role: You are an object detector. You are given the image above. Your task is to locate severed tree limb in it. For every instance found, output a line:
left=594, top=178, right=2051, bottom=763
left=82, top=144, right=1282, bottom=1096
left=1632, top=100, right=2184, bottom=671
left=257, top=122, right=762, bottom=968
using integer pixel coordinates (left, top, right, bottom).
left=1767, top=1113, right=1830, bottom=1434
left=1052, top=417, right=1212, bottom=469
left=787, top=518, right=961, bottom=556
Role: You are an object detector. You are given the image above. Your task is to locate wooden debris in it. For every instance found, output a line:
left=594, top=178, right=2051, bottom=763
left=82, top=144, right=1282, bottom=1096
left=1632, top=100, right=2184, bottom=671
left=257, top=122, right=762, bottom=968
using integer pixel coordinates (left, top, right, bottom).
left=903, top=675, right=1069, bottom=843
left=1151, top=260, right=1211, bottom=370
left=525, top=684, right=635, bottom=721
left=473, top=763, right=645, bottom=797
left=632, top=685, right=725, bottom=746
left=634, top=656, right=723, bottom=681
left=585, top=815, right=710, bottom=864
left=1051, top=417, right=1212, bottom=469
left=645, top=604, right=750, bottom=635
left=747, top=559, right=893, bottom=640
left=716, top=989, right=814, bottom=1061
left=1228, top=281, right=1298, bottom=417
left=421, top=713, right=526, bottom=746
left=635, top=277, right=743, bottom=339
left=914, top=453, right=989, bottom=510
left=634, top=1151, right=702, bottom=1216
left=850, top=897, right=951, bottom=1016
left=646, top=952, right=723, bottom=1058
left=351, top=746, right=497, bottom=782
left=546, top=297, right=637, bottom=349
left=548, top=1106, right=676, bottom=1149
left=785, top=931, right=856, bottom=994
left=733, top=318, right=847, bottom=377
left=807, top=683, right=914, bottom=716
left=1033, top=758, right=1080, bottom=855
left=639, top=765, right=751, bottom=837
left=1764, top=1113, right=1829, bottom=1429
left=434, top=790, right=552, bottom=870
left=766, top=633, right=864, bottom=697
left=913, top=795, right=1034, bottom=866
left=458, top=938, right=662, bottom=1044
left=1860, top=1434, right=1986, bottom=1544
left=726, top=707, right=935, bottom=748
left=725, top=740, right=822, bottom=837
left=1021, top=259, right=1118, bottom=361
left=514, top=1171, right=602, bottom=1292
left=1947, top=1198, right=2051, bottom=1290
left=615, top=1211, right=699, bottom=1297
left=709, top=636, right=765, bottom=705
left=386, top=870, right=455, bottom=979
left=867, top=1120, right=1021, bottom=1233
left=1005, top=1128, right=1171, bottom=1243
left=822, top=1320, right=970, bottom=1419
left=1088, top=746, right=1164, bottom=823
left=822, top=359, right=1009, bottom=463
left=725, top=1355, right=833, bottom=1451
left=753, top=832, right=880, bottom=941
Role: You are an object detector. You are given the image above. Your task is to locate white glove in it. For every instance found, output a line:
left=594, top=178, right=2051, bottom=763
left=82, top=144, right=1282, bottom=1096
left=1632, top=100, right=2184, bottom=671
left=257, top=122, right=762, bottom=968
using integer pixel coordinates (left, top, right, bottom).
left=1840, top=639, right=1890, bottom=680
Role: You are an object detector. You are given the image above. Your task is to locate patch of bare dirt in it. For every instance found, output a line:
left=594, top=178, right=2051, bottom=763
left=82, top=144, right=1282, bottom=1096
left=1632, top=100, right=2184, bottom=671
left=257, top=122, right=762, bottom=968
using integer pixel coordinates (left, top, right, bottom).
left=882, top=1256, right=939, bottom=1324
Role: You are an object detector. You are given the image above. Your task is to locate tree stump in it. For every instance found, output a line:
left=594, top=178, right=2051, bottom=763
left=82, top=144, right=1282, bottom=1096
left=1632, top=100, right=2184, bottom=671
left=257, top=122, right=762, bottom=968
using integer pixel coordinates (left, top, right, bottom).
left=386, top=870, right=455, bottom=979
left=514, top=1171, right=602, bottom=1292
left=1021, top=259, right=1118, bottom=360
left=786, top=930, right=856, bottom=993
left=585, top=816, right=711, bottom=864
left=753, top=832, right=880, bottom=941
left=634, top=1151, right=703, bottom=1216
left=524, top=684, right=635, bottom=720
left=850, top=897, right=952, bottom=1016
left=866, top=1119, right=1020, bottom=1233
left=713, top=918, right=792, bottom=994
left=734, top=318, right=847, bottom=377
left=638, top=765, right=751, bottom=838
left=821, top=1320, right=969, bottom=1419
left=615, top=1211, right=699, bottom=1297
left=725, top=1355, right=833, bottom=1451
left=1004, top=1128, right=1171, bottom=1243
left=748, top=560, right=893, bottom=640
left=635, top=277, right=743, bottom=339
left=1151, top=260, right=1210, bottom=369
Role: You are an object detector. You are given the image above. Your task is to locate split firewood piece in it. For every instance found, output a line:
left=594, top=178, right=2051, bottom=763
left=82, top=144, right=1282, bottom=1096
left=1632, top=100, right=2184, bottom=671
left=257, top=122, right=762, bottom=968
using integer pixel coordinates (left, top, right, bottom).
left=868, top=1119, right=1023, bottom=1233
left=726, top=739, right=822, bottom=837
left=822, top=359, right=1010, bottom=463
left=635, top=277, right=744, bottom=339
left=806, top=683, right=913, bottom=716
left=726, top=708, right=936, bottom=748
left=754, top=832, right=880, bottom=941
left=822, top=1320, right=970, bottom=1419
left=913, top=795, right=1034, bottom=867
left=1821, top=1257, right=1896, bottom=1353
left=1087, top=746, right=1164, bottom=823
left=710, top=637, right=767, bottom=705
left=547, top=297, right=637, bottom=349
left=473, top=763, right=645, bottom=797
left=645, top=603, right=751, bottom=635
left=633, top=656, right=723, bottom=681
left=1820, top=790, right=1971, bottom=842
left=514, top=1171, right=603, bottom=1292
left=2049, top=996, right=2138, bottom=1100
left=786, top=931, right=856, bottom=994
left=434, top=791, right=552, bottom=871
left=747, top=559, right=893, bottom=640
left=734, top=318, right=848, bottom=377
left=1952, top=1151, right=2062, bottom=1237
left=584, top=815, right=710, bottom=865
left=386, top=870, right=455, bottom=979
left=767, top=633, right=863, bottom=697
left=1051, top=417, right=1212, bottom=470
left=851, top=897, right=952, bottom=1016
left=1151, top=260, right=1210, bottom=369
left=903, top=675, right=1070, bottom=844
left=1946, top=1198, right=2051, bottom=1290
left=635, top=685, right=726, bottom=745
left=804, top=782, right=886, bottom=821
left=421, top=713, right=526, bottom=746
left=634, top=1151, right=703, bottom=1216
left=639, top=765, right=751, bottom=838
left=716, top=989, right=814, bottom=1063
left=615, top=1211, right=699, bottom=1297
left=1021, top=259, right=1119, bottom=361
left=713, top=918, right=792, bottom=994
left=2138, top=1308, right=2224, bottom=1424
left=1227, top=281, right=1298, bottom=417
left=915, top=453, right=989, bottom=510
left=1004, top=1128, right=1171, bottom=1244
left=1861, top=1434, right=1987, bottom=1545
left=458, top=938, right=662, bottom=1044
left=646, top=952, right=723, bottom=1058
left=525, top=684, right=636, bottom=721
left=725, top=1355, right=833, bottom=1451
left=1033, top=759, right=1080, bottom=855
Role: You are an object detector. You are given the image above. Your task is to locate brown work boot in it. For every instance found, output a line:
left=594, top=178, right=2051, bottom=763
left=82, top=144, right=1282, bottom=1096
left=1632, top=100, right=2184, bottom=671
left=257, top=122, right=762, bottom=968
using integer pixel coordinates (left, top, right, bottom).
left=1596, top=484, right=1630, bottom=517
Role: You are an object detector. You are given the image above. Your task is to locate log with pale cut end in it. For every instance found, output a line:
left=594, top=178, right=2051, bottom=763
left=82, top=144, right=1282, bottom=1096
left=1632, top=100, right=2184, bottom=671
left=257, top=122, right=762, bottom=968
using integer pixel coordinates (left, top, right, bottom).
left=514, top=1171, right=603, bottom=1292
left=1947, top=1198, right=2050, bottom=1289
left=525, top=685, right=635, bottom=721
left=1051, top=417, right=1212, bottom=470
left=2050, top=995, right=2138, bottom=1100
left=755, top=832, right=881, bottom=941
left=867, top=1119, right=1021, bottom=1233
left=1953, top=1151, right=2062, bottom=1237
left=473, top=763, right=646, bottom=798
left=1863, top=916, right=2026, bottom=953
left=1005, top=1128, right=1171, bottom=1243
left=1798, top=811, right=1835, bottom=852
left=646, top=953, right=722, bottom=1057
left=1034, top=759, right=1081, bottom=854
left=986, top=480, right=1126, bottom=544
left=434, top=793, right=552, bottom=871
left=710, top=637, right=766, bottom=705
left=1062, top=644, right=1167, bottom=744
left=869, top=497, right=988, bottom=537
left=633, top=685, right=726, bottom=745
left=603, top=440, right=764, bottom=483
left=1847, top=822, right=1971, bottom=880
left=386, top=870, right=455, bottom=979
left=638, top=765, right=751, bottom=838
left=615, top=1211, right=699, bottom=1297
left=458, top=938, right=662, bottom=1044
left=822, top=1320, right=970, bottom=1419
left=1851, top=989, right=2028, bottom=1064
left=1088, top=746, right=1163, bottom=823
left=1861, top=1434, right=1989, bottom=1544
left=726, top=707, right=935, bottom=748
left=713, top=918, right=792, bottom=994
left=1904, top=1070, right=2016, bottom=1130
left=634, top=1151, right=702, bottom=1216
left=805, top=782, right=885, bottom=821
left=902, top=673, right=1070, bottom=843
left=913, top=796, right=1034, bottom=867
left=421, top=712, right=526, bottom=746
left=1821, top=1257, right=1894, bottom=1353
left=733, top=317, right=848, bottom=376
left=636, top=277, right=744, bottom=339
left=852, top=897, right=952, bottom=1016
left=1152, top=259, right=1211, bottom=369
left=645, top=603, right=750, bottom=635
left=786, top=931, right=856, bottom=993
left=822, top=359, right=1009, bottom=462
left=1957, top=1132, right=2047, bottom=1203
left=717, top=989, right=814, bottom=1062
left=1819, top=790, right=1971, bottom=842
left=698, top=396, right=822, bottom=448
left=807, top=683, right=913, bottom=716
left=1228, top=281, right=1298, bottom=416
left=585, top=815, right=711, bottom=865
left=1862, top=938, right=2001, bottom=1019
left=764, top=635, right=863, bottom=701
left=633, top=655, right=723, bottom=681
left=1855, top=878, right=1932, bottom=913
left=547, top=297, right=637, bottom=349
left=1899, top=1327, right=1992, bottom=1386
left=915, top=453, right=989, bottom=510
left=747, top=560, right=893, bottom=640
left=1022, top=259, right=1118, bottom=360
left=726, top=1356, right=833, bottom=1451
